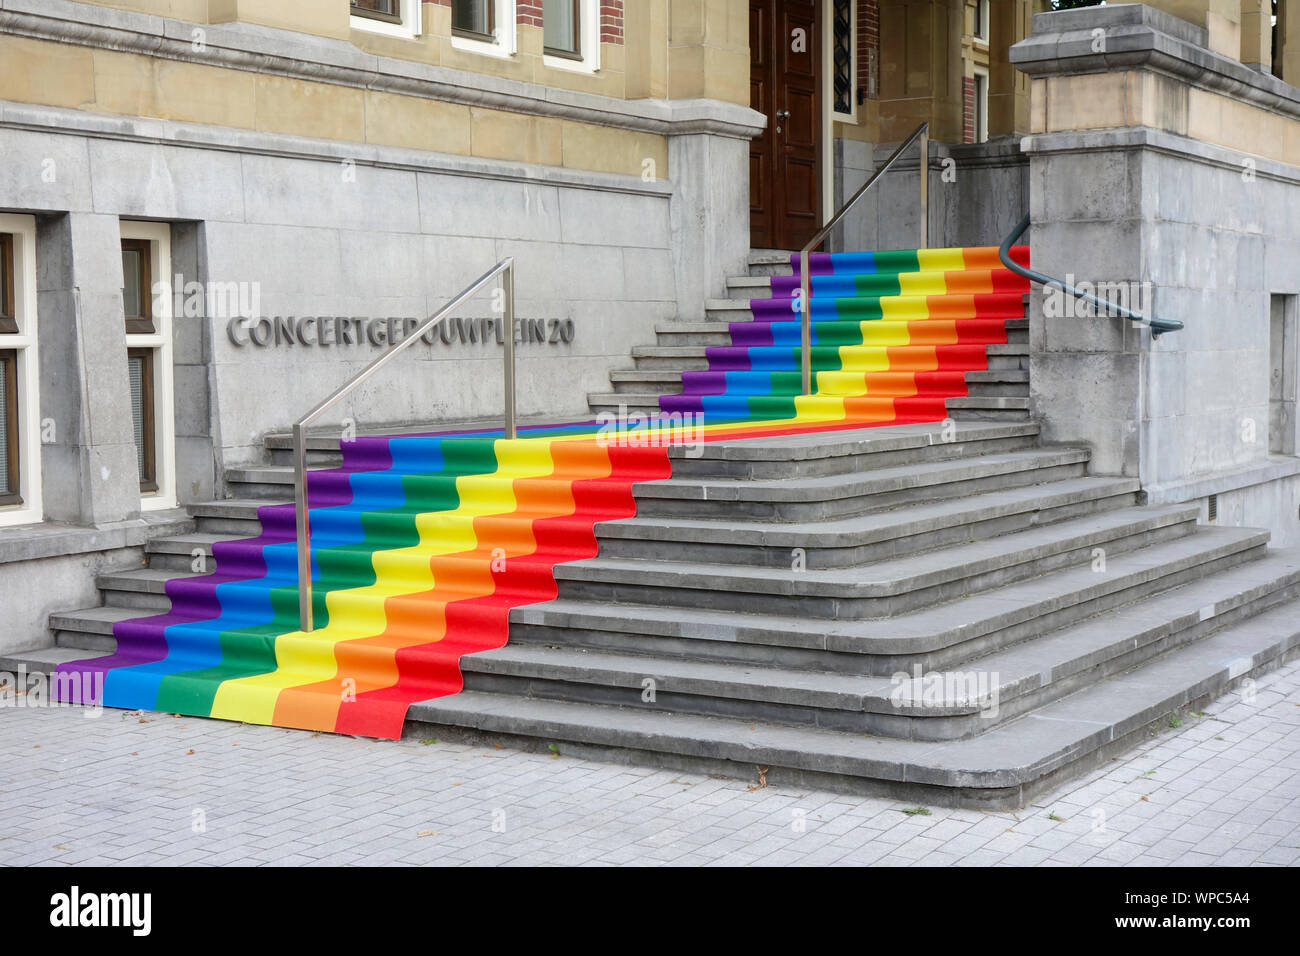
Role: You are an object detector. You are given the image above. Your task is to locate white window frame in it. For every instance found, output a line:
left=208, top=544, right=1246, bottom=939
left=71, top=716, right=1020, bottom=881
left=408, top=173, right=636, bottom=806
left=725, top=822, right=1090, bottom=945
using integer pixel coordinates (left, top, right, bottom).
left=542, top=0, right=601, bottom=75
left=120, top=220, right=177, bottom=512
left=974, top=0, right=990, bottom=45
left=972, top=66, right=989, bottom=143
left=350, top=0, right=422, bottom=40
left=0, top=213, right=41, bottom=527
left=450, top=0, right=518, bottom=60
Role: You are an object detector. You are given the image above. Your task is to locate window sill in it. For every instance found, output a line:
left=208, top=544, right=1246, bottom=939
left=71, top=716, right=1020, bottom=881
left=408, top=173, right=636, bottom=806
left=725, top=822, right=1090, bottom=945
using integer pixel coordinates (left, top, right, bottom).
left=350, top=12, right=421, bottom=40
left=543, top=52, right=598, bottom=75
left=451, top=33, right=515, bottom=60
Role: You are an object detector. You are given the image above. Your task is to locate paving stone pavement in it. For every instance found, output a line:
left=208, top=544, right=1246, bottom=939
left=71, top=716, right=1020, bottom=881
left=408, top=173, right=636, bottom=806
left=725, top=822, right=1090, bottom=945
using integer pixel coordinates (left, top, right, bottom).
left=1, top=659, right=1298, bottom=867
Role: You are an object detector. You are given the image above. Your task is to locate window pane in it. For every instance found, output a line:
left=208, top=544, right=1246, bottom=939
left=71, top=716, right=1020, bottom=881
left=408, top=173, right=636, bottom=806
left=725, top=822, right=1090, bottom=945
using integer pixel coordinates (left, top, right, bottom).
left=0, top=357, right=11, bottom=496
left=122, top=249, right=143, bottom=318
left=545, top=0, right=578, bottom=54
left=129, top=355, right=148, bottom=481
left=453, top=0, right=490, bottom=35
left=352, top=0, right=400, bottom=17
left=0, top=235, right=11, bottom=319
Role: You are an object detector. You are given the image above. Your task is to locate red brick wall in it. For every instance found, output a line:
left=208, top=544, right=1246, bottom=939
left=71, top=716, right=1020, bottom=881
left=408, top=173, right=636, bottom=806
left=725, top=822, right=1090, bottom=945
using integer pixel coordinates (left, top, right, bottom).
left=517, top=0, right=543, bottom=27
left=962, top=75, right=975, bottom=144
left=600, top=2, right=624, bottom=45
left=858, top=0, right=879, bottom=101
left=509, top=1, right=624, bottom=46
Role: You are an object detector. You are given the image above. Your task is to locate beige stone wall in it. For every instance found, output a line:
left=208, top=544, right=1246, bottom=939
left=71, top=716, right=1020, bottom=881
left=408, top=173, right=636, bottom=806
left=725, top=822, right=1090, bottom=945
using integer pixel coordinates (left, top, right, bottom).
left=1028, top=69, right=1300, bottom=167
left=667, top=0, right=750, bottom=105
left=0, top=32, right=669, bottom=177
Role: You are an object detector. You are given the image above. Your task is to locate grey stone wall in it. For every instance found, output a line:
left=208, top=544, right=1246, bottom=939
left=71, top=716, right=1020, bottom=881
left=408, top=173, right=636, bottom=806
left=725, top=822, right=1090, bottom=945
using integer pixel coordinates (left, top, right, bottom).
left=1015, top=4, right=1300, bottom=548
left=0, top=102, right=695, bottom=498
left=830, top=136, right=1028, bottom=253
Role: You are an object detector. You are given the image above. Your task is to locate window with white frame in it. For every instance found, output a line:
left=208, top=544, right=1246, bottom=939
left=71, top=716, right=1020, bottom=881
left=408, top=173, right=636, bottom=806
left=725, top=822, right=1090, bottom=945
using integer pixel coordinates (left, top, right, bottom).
left=0, top=213, right=41, bottom=526
left=120, top=221, right=176, bottom=511
left=542, top=0, right=599, bottom=71
left=350, top=0, right=421, bottom=38
left=451, top=0, right=517, bottom=57
left=973, top=68, right=989, bottom=143
left=974, top=0, right=990, bottom=44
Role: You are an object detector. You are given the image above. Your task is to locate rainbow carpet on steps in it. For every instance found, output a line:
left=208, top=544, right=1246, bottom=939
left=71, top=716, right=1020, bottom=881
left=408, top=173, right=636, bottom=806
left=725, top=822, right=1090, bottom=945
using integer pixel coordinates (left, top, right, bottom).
left=55, top=244, right=1030, bottom=739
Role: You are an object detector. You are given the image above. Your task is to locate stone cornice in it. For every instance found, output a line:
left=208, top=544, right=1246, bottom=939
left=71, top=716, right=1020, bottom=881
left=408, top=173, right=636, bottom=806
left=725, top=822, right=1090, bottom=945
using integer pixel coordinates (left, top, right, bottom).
left=0, top=0, right=767, bottom=140
left=0, top=99, right=676, bottom=198
left=1011, top=3, right=1300, bottom=125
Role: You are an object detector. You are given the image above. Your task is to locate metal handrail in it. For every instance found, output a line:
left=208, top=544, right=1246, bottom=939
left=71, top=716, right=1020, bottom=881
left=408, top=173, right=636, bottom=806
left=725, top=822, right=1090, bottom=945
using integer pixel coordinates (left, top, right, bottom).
left=291, top=257, right=518, bottom=633
left=798, top=121, right=929, bottom=394
left=998, top=214, right=1183, bottom=337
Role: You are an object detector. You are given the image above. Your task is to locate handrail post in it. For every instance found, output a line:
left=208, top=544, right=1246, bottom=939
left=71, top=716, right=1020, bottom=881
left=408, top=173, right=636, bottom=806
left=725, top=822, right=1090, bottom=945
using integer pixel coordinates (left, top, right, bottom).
left=289, top=256, right=522, bottom=634
left=503, top=260, right=517, bottom=439
left=800, top=252, right=812, bottom=396
left=294, top=422, right=313, bottom=633
left=918, top=128, right=928, bottom=249
left=796, top=121, right=930, bottom=397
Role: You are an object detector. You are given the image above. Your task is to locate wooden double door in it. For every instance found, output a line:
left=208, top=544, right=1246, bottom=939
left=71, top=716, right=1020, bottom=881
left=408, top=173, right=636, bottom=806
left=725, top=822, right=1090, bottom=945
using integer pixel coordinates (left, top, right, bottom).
left=749, top=0, right=822, bottom=251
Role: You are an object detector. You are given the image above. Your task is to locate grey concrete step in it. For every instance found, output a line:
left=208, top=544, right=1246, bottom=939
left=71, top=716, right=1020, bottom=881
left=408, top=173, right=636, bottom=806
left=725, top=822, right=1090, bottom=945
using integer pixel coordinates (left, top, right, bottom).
left=654, top=323, right=736, bottom=346
left=403, top=595, right=1300, bottom=808
left=188, top=499, right=278, bottom=535
left=50, top=605, right=140, bottom=653
left=630, top=345, right=712, bottom=371
left=665, top=420, right=1042, bottom=479
left=609, top=369, right=685, bottom=395
left=144, top=532, right=250, bottom=572
left=586, top=397, right=663, bottom=419
left=510, top=526, right=1268, bottom=673
left=223, top=464, right=310, bottom=499
left=747, top=252, right=792, bottom=277
left=94, top=568, right=200, bottom=611
left=23, top=586, right=1295, bottom=810
left=556, top=504, right=1201, bottom=617
left=632, top=446, right=1091, bottom=520
left=460, top=548, right=1300, bottom=741
left=726, top=275, right=773, bottom=297
left=595, top=476, right=1141, bottom=568
left=588, top=377, right=1027, bottom=417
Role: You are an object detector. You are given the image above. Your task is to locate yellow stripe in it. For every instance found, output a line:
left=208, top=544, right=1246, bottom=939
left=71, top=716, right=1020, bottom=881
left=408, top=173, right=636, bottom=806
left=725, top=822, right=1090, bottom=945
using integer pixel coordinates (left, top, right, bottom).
left=209, top=439, right=557, bottom=723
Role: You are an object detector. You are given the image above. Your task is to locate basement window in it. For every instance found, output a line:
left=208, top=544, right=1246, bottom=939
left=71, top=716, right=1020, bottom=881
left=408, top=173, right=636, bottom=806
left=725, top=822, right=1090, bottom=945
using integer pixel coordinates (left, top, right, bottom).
left=0, top=215, right=41, bottom=525
left=1270, top=293, right=1298, bottom=456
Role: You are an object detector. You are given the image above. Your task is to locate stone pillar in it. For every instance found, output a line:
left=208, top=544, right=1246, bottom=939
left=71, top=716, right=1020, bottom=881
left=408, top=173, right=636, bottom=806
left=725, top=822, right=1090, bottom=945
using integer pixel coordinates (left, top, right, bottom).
left=1281, top=0, right=1300, bottom=85
left=36, top=213, right=142, bottom=526
left=1012, top=2, right=1300, bottom=540
left=665, top=0, right=760, bottom=317
left=627, top=0, right=670, bottom=99
left=667, top=0, right=750, bottom=105
left=988, top=0, right=1034, bottom=136
left=878, top=0, right=966, bottom=142
left=1240, top=0, right=1273, bottom=70
left=206, top=0, right=351, bottom=40
left=669, top=124, right=755, bottom=319
left=1143, top=0, right=1242, bottom=58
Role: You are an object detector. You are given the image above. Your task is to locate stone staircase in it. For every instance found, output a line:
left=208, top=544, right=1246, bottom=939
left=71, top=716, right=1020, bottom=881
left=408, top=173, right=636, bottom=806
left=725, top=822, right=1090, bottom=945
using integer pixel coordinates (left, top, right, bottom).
left=22, top=247, right=1300, bottom=809
left=587, top=252, right=1032, bottom=423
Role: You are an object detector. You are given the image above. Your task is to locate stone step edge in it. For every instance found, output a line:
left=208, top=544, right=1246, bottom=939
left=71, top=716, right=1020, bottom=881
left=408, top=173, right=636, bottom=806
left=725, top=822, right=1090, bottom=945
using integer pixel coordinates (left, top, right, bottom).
left=457, top=550, right=1300, bottom=718
left=397, top=601, right=1300, bottom=802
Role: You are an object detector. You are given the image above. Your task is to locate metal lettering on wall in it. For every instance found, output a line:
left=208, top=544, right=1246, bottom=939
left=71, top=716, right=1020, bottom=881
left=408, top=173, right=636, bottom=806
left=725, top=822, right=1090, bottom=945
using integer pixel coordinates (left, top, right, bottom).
left=226, top=316, right=576, bottom=349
